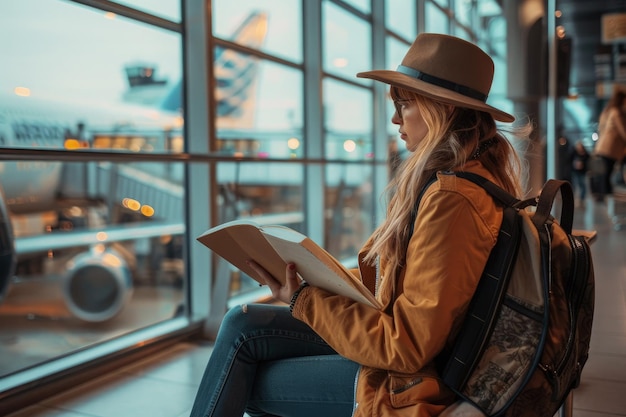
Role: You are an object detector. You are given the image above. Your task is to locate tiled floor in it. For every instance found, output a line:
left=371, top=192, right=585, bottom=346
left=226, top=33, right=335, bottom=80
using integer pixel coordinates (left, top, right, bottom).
left=6, top=196, right=626, bottom=417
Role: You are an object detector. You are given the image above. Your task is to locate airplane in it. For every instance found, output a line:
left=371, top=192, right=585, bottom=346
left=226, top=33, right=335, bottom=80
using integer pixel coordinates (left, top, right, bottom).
left=0, top=10, right=270, bottom=322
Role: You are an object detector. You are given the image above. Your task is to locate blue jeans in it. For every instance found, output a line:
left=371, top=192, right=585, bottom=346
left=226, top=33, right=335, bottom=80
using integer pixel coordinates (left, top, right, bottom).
left=190, top=304, right=359, bottom=417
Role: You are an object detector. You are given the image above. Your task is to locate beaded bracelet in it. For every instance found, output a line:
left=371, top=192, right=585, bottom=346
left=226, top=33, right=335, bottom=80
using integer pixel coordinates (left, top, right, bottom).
left=289, top=282, right=310, bottom=313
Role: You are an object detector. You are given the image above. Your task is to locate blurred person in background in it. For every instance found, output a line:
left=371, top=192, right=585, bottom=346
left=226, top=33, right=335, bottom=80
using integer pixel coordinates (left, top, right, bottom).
left=594, top=87, right=626, bottom=200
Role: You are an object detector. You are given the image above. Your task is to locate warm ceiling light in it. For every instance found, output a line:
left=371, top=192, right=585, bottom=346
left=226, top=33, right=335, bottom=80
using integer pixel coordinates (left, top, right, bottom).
left=14, top=87, right=30, bottom=96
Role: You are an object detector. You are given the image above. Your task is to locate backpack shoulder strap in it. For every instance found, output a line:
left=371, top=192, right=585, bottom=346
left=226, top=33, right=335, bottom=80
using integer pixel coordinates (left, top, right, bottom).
left=533, top=180, right=574, bottom=234
left=427, top=172, right=525, bottom=388
left=455, top=173, right=576, bottom=235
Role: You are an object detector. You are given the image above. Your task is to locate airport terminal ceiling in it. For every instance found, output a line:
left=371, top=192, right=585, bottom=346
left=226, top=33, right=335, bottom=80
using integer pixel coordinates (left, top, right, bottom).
left=556, top=0, right=625, bottom=91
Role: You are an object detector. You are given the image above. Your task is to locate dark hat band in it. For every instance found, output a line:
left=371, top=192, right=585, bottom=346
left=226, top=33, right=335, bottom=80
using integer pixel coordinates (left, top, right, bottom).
left=397, top=65, right=488, bottom=102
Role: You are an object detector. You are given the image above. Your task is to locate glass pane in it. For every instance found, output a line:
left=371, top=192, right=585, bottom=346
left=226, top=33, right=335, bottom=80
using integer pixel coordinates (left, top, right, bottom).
left=213, top=0, right=303, bottom=63
left=216, top=161, right=304, bottom=298
left=323, top=79, right=373, bottom=160
left=111, top=0, right=181, bottom=22
left=215, top=58, right=303, bottom=158
left=452, top=25, right=472, bottom=41
left=324, top=163, right=375, bottom=260
left=0, top=0, right=184, bottom=154
left=385, top=0, right=417, bottom=40
left=425, top=2, right=449, bottom=33
left=0, top=159, right=186, bottom=376
left=478, top=0, right=502, bottom=17
left=386, top=36, right=411, bottom=71
left=483, top=16, right=511, bottom=116
left=454, top=0, right=472, bottom=26
left=323, top=1, right=372, bottom=80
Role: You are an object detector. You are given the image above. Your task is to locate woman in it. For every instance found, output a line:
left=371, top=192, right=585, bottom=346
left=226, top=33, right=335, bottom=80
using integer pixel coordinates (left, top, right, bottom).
left=190, top=33, right=528, bottom=417
left=595, top=87, right=626, bottom=198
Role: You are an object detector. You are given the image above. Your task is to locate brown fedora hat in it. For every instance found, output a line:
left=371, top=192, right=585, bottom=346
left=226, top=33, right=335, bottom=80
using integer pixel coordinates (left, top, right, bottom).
left=357, top=33, right=515, bottom=123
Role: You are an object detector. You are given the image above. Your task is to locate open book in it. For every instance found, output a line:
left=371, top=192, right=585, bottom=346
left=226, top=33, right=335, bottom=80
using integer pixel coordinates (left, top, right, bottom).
left=197, top=219, right=381, bottom=309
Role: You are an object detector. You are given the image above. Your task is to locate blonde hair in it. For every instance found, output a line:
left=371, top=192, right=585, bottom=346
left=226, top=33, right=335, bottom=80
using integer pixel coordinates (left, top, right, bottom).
left=362, top=86, right=529, bottom=273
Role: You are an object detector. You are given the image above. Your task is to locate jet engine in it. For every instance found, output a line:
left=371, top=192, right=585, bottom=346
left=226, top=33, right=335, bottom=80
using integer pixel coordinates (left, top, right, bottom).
left=62, top=246, right=133, bottom=322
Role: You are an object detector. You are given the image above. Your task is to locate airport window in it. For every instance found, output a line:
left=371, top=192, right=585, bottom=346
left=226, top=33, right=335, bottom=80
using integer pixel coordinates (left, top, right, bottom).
left=322, top=77, right=375, bottom=259
left=481, top=14, right=511, bottom=116
left=323, top=78, right=374, bottom=160
left=215, top=58, right=304, bottom=158
left=386, top=36, right=412, bottom=71
left=385, top=0, right=417, bottom=40
left=0, top=0, right=183, bottom=154
left=0, top=0, right=187, bottom=395
left=215, top=160, right=305, bottom=299
left=212, top=0, right=303, bottom=64
left=452, top=25, right=472, bottom=41
left=453, top=0, right=471, bottom=27
left=425, top=1, right=450, bottom=33
left=324, top=162, right=376, bottom=260
left=0, top=157, right=186, bottom=373
left=323, top=0, right=372, bottom=82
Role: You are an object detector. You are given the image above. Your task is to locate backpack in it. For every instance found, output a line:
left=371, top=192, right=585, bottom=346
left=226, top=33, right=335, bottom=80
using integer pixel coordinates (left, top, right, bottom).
left=423, top=172, right=595, bottom=417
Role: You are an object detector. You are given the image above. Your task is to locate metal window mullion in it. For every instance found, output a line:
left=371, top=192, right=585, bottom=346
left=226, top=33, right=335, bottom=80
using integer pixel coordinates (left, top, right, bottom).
left=371, top=0, right=389, bottom=226
left=417, top=0, right=426, bottom=33
left=183, top=0, right=213, bottom=331
left=69, top=0, right=181, bottom=32
left=303, top=0, right=325, bottom=246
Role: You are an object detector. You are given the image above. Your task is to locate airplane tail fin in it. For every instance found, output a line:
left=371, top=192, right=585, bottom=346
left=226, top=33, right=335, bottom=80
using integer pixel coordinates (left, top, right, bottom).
left=158, top=11, right=269, bottom=128
left=160, top=54, right=264, bottom=129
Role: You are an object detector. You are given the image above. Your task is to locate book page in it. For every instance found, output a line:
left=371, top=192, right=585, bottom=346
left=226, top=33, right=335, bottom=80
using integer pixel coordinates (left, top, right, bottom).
left=262, top=232, right=381, bottom=309
left=260, top=224, right=308, bottom=243
left=197, top=219, right=381, bottom=309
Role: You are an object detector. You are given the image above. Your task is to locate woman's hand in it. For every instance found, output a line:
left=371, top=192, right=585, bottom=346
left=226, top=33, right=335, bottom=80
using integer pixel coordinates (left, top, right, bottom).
left=246, top=260, right=302, bottom=305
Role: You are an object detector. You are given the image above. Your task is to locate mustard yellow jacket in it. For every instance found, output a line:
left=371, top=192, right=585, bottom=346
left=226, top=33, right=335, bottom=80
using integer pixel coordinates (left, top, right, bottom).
left=292, top=162, right=503, bottom=417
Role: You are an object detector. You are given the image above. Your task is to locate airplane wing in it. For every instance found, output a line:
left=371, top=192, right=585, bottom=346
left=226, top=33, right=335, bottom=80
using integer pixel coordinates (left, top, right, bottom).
left=14, top=221, right=185, bottom=255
